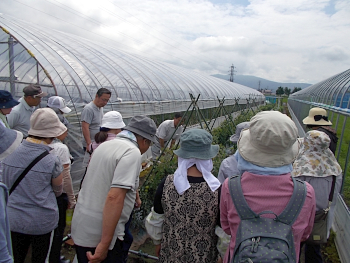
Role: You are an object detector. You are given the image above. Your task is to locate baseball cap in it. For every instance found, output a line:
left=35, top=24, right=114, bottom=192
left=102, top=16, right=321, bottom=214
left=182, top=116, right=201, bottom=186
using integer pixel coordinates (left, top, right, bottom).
left=23, top=84, right=48, bottom=98
left=124, top=115, right=157, bottom=143
left=48, top=96, right=71, bottom=114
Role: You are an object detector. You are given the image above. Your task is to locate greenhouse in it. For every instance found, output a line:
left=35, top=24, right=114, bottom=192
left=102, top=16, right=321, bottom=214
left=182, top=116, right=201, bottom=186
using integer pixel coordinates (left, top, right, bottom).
left=0, top=15, right=264, bottom=186
left=288, top=68, right=350, bottom=262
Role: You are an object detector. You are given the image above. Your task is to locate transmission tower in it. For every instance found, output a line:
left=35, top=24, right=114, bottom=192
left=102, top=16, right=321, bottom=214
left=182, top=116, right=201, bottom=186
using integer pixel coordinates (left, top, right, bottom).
left=229, top=64, right=237, bottom=82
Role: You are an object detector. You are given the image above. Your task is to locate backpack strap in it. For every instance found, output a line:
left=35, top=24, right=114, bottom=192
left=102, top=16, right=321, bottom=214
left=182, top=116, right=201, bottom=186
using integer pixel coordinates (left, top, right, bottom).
left=228, top=175, right=307, bottom=224
left=228, top=175, right=258, bottom=220
left=277, top=177, right=306, bottom=225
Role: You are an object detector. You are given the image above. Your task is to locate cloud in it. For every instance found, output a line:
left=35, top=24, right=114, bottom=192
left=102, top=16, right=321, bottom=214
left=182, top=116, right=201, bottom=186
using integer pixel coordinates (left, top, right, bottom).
left=0, top=0, right=349, bottom=84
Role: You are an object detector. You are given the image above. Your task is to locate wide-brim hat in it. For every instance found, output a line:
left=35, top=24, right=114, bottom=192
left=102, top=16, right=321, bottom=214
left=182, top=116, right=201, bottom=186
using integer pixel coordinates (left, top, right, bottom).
left=0, top=125, right=23, bottom=161
left=101, top=111, right=125, bottom=129
left=303, top=107, right=332, bottom=126
left=230, top=121, right=250, bottom=143
left=173, top=128, right=219, bottom=160
left=238, top=111, right=299, bottom=167
left=124, top=115, right=157, bottom=143
left=0, top=90, right=19, bottom=109
left=28, top=108, right=67, bottom=137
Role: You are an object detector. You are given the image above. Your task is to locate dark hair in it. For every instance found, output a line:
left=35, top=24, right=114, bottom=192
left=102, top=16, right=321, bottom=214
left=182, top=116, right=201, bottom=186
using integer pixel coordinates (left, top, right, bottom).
left=96, top=88, right=111, bottom=97
left=28, top=135, right=55, bottom=140
left=174, top=112, right=182, bottom=119
left=94, top=128, right=110, bottom=144
left=306, top=124, right=321, bottom=129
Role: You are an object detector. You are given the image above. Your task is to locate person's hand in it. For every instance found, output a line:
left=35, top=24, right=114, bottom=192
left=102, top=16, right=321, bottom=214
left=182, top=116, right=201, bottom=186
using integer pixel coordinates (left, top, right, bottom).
left=155, top=244, right=161, bottom=257
left=134, top=196, right=141, bottom=209
left=86, top=143, right=93, bottom=154
left=86, top=242, right=109, bottom=263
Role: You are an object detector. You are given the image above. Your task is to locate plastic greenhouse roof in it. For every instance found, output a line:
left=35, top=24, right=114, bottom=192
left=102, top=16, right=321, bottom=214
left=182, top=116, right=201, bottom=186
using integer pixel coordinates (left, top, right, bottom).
left=0, top=15, right=263, bottom=109
left=290, top=68, right=350, bottom=112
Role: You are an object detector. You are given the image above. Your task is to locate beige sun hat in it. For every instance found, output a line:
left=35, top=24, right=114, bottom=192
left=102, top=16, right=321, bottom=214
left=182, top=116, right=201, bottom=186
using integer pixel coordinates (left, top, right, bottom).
left=238, top=111, right=299, bottom=167
left=302, top=107, right=332, bottom=126
left=28, top=108, right=67, bottom=137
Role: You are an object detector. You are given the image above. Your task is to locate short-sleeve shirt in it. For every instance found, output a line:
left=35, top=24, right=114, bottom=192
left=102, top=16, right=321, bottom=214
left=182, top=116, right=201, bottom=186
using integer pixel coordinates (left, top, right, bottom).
left=71, top=137, right=141, bottom=249
left=49, top=139, right=71, bottom=165
left=2, top=140, right=63, bottom=235
left=80, top=101, right=103, bottom=147
left=7, top=97, right=36, bottom=138
left=156, top=120, right=183, bottom=141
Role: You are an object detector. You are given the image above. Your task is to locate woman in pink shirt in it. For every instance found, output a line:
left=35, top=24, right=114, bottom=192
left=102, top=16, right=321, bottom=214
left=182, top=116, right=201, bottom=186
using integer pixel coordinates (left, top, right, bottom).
left=91, top=111, right=125, bottom=151
left=220, top=111, right=316, bottom=263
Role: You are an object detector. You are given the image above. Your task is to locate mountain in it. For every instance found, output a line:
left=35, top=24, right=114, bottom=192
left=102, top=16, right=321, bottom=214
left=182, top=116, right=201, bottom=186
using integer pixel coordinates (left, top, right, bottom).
left=211, top=74, right=312, bottom=91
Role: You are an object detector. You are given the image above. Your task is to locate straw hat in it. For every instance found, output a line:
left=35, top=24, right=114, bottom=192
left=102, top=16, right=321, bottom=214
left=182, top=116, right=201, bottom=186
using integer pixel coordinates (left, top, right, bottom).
left=238, top=111, right=299, bottom=167
left=302, top=107, right=332, bottom=126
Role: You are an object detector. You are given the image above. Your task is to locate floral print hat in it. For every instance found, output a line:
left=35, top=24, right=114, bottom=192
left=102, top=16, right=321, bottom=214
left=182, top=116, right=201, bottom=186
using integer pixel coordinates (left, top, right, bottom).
left=292, top=130, right=342, bottom=178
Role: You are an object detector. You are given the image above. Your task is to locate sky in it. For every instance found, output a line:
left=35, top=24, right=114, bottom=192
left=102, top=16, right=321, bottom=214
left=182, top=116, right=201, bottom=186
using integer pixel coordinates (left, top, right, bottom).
left=0, top=0, right=349, bottom=84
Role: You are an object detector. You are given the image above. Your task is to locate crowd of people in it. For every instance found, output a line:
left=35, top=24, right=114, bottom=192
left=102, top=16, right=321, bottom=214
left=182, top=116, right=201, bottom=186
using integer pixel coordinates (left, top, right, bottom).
left=0, top=84, right=344, bottom=263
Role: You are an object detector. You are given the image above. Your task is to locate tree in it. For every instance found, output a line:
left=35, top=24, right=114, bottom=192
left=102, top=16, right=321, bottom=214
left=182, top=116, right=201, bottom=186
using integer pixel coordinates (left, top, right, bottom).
left=276, top=86, right=284, bottom=95
left=284, top=87, right=291, bottom=96
left=292, top=87, right=302, bottom=93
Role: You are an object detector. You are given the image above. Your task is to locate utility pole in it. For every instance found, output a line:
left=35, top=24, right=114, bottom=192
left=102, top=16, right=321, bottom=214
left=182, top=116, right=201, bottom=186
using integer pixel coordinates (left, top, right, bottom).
left=228, top=64, right=236, bottom=82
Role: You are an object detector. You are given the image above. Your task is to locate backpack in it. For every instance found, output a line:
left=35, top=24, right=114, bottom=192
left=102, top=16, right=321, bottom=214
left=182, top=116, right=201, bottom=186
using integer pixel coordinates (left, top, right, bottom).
left=228, top=175, right=306, bottom=263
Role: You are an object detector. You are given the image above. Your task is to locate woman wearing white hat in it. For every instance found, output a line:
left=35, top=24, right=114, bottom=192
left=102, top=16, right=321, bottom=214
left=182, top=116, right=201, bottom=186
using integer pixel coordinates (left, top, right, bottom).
left=220, top=111, right=316, bottom=263
left=303, top=107, right=337, bottom=154
left=91, top=111, right=126, bottom=151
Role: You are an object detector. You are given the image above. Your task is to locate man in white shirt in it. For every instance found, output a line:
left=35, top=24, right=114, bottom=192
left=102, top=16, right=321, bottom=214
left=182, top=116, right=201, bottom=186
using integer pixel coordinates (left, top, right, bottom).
left=71, top=116, right=157, bottom=263
left=151, top=112, right=183, bottom=161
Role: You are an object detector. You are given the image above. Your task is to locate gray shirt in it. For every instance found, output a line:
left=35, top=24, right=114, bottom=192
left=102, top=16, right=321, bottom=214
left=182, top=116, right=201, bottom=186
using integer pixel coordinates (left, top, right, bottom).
left=2, top=141, right=62, bottom=235
left=71, top=137, right=141, bottom=249
left=156, top=120, right=183, bottom=141
left=80, top=101, right=103, bottom=147
left=7, top=97, right=35, bottom=138
left=218, top=155, right=240, bottom=184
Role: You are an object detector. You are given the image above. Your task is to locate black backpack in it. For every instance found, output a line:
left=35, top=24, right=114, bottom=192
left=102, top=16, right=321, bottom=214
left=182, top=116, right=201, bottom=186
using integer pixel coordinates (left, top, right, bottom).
left=228, top=175, right=306, bottom=263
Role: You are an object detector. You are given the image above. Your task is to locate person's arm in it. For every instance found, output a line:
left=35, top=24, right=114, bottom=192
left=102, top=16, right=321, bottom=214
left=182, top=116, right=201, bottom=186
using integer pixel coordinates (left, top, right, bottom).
left=170, top=139, right=176, bottom=148
left=86, top=187, right=127, bottom=263
left=135, top=189, right=141, bottom=209
left=6, top=111, right=19, bottom=130
left=81, top=121, right=91, bottom=152
left=62, top=164, right=76, bottom=208
left=52, top=173, right=63, bottom=197
left=159, top=138, right=165, bottom=148
left=0, top=188, right=13, bottom=263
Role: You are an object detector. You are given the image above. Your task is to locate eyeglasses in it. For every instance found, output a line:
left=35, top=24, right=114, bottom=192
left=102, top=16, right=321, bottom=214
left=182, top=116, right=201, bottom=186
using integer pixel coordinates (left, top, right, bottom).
left=314, top=115, right=328, bottom=122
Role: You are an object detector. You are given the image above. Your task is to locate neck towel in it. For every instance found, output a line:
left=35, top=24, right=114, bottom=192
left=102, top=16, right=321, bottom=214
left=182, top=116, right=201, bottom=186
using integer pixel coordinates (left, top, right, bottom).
left=173, top=157, right=220, bottom=195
